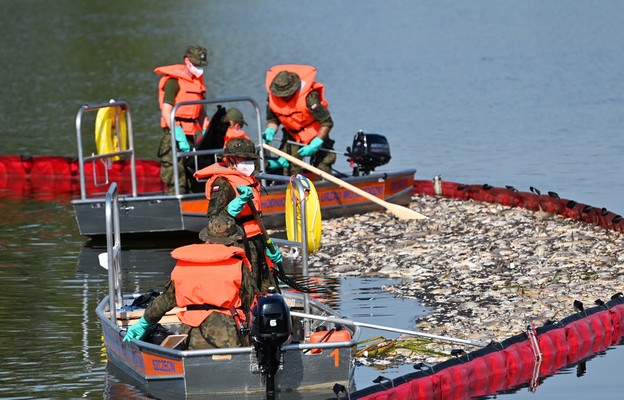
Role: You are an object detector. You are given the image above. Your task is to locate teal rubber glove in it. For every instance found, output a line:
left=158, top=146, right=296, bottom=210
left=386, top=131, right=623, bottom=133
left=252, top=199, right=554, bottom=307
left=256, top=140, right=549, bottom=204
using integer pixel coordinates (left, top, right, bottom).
left=174, top=126, right=191, bottom=152
left=123, top=316, right=150, bottom=342
left=276, top=157, right=289, bottom=168
left=266, top=245, right=283, bottom=264
left=297, top=137, right=324, bottom=157
left=262, top=127, right=277, bottom=144
left=267, top=157, right=289, bottom=169
left=227, top=185, right=253, bottom=217
left=236, top=185, right=253, bottom=200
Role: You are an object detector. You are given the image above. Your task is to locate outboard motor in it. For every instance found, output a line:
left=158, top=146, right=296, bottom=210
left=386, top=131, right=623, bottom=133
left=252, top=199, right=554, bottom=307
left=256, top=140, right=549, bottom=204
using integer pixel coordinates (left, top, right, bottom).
left=346, top=130, right=392, bottom=176
left=250, top=288, right=292, bottom=400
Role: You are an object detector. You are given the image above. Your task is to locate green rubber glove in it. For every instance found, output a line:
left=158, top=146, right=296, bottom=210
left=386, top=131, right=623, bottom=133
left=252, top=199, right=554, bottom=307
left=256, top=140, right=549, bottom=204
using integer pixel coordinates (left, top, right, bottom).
left=297, top=137, right=324, bottom=157
left=174, top=125, right=191, bottom=152
left=123, top=316, right=150, bottom=342
left=267, top=157, right=289, bottom=170
left=276, top=157, right=289, bottom=168
left=267, top=159, right=279, bottom=170
left=227, top=185, right=253, bottom=217
left=266, top=245, right=283, bottom=264
left=262, top=127, right=277, bottom=144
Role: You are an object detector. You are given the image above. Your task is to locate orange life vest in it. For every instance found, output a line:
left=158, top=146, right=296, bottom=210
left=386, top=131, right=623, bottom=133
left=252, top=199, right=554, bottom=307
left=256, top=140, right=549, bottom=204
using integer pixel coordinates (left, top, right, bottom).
left=155, top=64, right=207, bottom=137
left=171, top=243, right=251, bottom=327
left=223, top=128, right=251, bottom=146
left=193, top=164, right=262, bottom=237
left=265, top=64, right=328, bottom=144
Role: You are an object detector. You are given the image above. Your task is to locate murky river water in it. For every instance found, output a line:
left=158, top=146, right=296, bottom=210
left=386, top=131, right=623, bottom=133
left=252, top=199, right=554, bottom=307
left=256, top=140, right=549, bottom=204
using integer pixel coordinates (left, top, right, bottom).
left=1, top=0, right=624, bottom=398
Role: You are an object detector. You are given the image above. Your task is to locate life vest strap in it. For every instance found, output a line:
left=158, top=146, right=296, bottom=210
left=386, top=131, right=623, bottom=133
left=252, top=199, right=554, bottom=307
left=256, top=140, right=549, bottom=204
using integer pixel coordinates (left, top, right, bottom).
left=186, top=304, right=228, bottom=311
left=175, top=116, right=199, bottom=123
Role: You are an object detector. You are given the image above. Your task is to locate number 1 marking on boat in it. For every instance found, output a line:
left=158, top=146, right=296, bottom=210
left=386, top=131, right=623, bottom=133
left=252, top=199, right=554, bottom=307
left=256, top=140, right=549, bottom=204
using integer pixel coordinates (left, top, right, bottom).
left=330, top=349, right=340, bottom=367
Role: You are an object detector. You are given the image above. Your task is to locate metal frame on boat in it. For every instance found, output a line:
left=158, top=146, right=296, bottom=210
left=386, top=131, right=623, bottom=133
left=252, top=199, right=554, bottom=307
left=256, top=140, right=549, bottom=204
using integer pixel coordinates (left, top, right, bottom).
left=71, top=97, right=416, bottom=238
left=96, top=181, right=360, bottom=398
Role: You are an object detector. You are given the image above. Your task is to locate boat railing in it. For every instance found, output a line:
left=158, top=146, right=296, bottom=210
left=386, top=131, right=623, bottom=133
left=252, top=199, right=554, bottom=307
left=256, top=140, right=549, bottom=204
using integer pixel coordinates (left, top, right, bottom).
left=75, top=97, right=268, bottom=201
left=257, top=172, right=313, bottom=335
left=101, top=172, right=314, bottom=332
left=103, top=182, right=123, bottom=324
left=75, top=101, right=137, bottom=200
left=170, top=96, right=268, bottom=195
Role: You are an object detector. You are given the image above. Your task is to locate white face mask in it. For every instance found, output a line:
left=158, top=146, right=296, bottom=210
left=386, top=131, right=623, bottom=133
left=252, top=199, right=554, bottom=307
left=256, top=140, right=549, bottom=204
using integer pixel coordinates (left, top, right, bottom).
left=188, top=64, right=204, bottom=78
left=235, top=160, right=255, bottom=176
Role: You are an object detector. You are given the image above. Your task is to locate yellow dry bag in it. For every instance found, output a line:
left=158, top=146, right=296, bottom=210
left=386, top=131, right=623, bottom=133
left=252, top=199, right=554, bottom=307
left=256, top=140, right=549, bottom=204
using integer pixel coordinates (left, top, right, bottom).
left=95, top=103, right=127, bottom=162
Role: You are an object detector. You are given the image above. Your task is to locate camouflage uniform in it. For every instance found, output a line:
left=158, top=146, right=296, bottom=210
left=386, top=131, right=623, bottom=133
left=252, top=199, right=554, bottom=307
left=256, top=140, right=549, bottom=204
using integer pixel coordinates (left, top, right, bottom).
left=207, top=176, right=279, bottom=292
left=157, top=45, right=208, bottom=195
left=144, top=274, right=256, bottom=349
left=143, top=216, right=259, bottom=350
left=158, top=126, right=192, bottom=195
left=266, top=87, right=336, bottom=175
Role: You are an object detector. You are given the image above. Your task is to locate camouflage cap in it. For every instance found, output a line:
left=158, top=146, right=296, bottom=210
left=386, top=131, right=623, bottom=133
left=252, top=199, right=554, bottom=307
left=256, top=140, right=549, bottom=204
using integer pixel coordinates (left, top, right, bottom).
left=223, top=138, right=258, bottom=159
left=269, top=71, right=301, bottom=97
left=224, top=107, right=247, bottom=126
left=184, top=44, right=208, bottom=67
left=199, top=215, right=242, bottom=244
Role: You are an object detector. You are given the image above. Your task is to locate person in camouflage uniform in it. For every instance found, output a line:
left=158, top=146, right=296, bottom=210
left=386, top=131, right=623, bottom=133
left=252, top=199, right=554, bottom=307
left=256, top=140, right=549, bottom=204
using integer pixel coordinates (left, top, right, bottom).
left=194, top=138, right=283, bottom=292
left=155, top=44, right=210, bottom=194
left=123, top=215, right=259, bottom=349
left=262, top=64, right=336, bottom=176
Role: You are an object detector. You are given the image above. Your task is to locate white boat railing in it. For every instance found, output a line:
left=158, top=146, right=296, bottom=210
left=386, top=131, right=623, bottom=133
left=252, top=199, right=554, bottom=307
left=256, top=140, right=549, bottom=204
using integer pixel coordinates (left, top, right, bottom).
left=170, top=96, right=267, bottom=195
left=75, top=101, right=137, bottom=199
left=103, top=182, right=123, bottom=323
left=75, top=97, right=267, bottom=200
left=102, top=172, right=314, bottom=330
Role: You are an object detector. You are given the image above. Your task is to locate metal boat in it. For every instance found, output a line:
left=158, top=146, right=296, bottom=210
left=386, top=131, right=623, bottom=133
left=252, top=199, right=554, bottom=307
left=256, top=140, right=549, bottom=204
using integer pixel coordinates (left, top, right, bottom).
left=70, top=97, right=415, bottom=238
left=96, top=182, right=360, bottom=398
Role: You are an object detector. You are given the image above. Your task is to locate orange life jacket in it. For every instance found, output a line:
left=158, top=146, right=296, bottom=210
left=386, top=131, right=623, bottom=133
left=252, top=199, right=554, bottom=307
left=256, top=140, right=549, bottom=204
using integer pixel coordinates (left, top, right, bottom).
left=265, top=64, right=328, bottom=144
left=155, top=64, right=206, bottom=137
left=223, top=128, right=251, bottom=146
left=171, top=243, right=251, bottom=327
left=193, top=164, right=262, bottom=237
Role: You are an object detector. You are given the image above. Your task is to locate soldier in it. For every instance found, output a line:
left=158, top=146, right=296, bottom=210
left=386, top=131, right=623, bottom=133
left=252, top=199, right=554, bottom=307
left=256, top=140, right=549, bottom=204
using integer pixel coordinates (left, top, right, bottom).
left=123, top=215, right=259, bottom=349
left=155, top=44, right=210, bottom=194
left=194, top=138, right=282, bottom=292
left=222, top=107, right=251, bottom=145
left=262, top=64, right=336, bottom=176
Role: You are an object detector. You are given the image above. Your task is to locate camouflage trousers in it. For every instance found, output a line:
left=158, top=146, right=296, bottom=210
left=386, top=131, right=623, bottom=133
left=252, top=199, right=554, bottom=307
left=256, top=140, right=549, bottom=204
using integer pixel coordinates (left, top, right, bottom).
left=157, top=131, right=190, bottom=195
left=279, top=138, right=336, bottom=176
left=180, top=312, right=249, bottom=350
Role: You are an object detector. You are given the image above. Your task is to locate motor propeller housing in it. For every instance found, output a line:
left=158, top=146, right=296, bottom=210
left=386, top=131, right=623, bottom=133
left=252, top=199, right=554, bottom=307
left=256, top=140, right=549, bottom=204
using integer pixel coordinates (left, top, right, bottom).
left=250, top=288, right=292, bottom=345
left=347, top=130, right=392, bottom=176
left=250, top=288, right=292, bottom=399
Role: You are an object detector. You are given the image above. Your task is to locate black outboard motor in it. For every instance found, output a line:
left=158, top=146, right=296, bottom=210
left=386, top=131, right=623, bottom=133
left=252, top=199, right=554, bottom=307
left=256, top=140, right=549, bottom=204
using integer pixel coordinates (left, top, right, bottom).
left=346, top=130, right=392, bottom=176
left=250, top=288, right=292, bottom=400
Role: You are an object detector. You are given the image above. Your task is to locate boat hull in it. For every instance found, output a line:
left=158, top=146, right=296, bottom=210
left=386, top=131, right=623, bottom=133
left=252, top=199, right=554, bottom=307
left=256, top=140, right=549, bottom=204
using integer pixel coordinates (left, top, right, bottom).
left=73, top=169, right=415, bottom=238
left=97, top=292, right=358, bottom=397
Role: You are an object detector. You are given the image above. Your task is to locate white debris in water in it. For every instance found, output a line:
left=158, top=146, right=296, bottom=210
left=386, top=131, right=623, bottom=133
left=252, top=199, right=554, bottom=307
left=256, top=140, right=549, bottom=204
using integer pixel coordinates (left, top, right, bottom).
left=306, top=196, right=624, bottom=363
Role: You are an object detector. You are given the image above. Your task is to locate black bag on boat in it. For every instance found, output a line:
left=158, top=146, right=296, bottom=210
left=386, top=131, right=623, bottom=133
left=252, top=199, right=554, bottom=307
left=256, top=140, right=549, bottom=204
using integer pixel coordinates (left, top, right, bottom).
left=144, top=323, right=184, bottom=348
left=130, top=288, right=160, bottom=308
left=187, top=106, right=229, bottom=192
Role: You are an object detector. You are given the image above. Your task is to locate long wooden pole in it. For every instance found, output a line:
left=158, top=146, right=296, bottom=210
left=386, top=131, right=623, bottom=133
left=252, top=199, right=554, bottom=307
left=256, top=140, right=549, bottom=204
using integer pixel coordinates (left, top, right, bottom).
left=262, top=143, right=427, bottom=220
